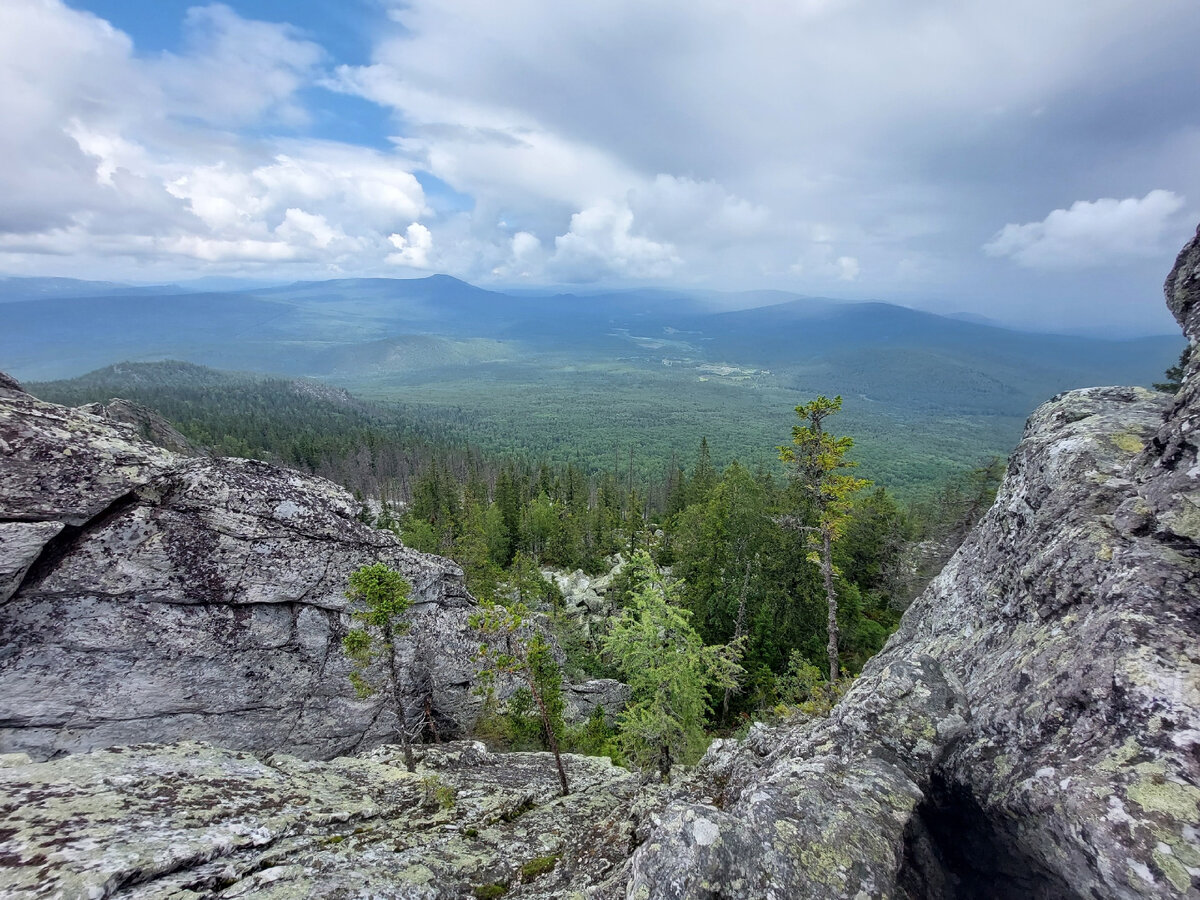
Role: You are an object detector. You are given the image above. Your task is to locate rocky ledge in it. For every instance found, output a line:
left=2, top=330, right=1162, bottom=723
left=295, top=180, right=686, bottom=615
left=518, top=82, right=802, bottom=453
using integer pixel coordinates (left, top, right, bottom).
left=1, top=228, right=1198, bottom=898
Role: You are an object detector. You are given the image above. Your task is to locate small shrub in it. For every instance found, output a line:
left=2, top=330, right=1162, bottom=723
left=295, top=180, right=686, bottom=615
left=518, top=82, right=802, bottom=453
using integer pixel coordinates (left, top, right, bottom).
left=421, top=773, right=456, bottom=810
left=473, top=884, right=507, bottom=899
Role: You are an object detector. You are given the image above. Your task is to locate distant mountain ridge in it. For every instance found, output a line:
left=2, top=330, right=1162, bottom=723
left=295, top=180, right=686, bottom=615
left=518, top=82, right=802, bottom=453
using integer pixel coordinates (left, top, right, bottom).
left=2, top=272, right=1183, bottom=495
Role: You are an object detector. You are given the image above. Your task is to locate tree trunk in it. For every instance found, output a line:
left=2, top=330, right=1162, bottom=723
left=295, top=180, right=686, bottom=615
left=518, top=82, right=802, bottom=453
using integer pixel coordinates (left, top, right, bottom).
left=528, top=673, right=570, bottom=796
left=385, top=621, right=416, bottom=773
left=822, top=527, right=839, bottom=683
left=722, top=553, right=753, bottom=721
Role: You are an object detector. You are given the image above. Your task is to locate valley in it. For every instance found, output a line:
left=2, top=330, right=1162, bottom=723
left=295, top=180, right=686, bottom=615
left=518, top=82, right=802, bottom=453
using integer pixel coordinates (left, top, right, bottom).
left=4, top=274, right=1182, bottom=498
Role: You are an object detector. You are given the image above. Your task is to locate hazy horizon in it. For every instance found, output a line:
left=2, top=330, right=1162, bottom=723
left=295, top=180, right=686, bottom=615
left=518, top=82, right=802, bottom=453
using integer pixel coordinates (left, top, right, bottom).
left=2, top=1, right=1197, bottom=336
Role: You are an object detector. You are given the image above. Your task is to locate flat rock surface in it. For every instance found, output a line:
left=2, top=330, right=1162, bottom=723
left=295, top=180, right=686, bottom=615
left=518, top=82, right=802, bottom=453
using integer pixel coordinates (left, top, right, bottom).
left=0, top=740, right=641, bottom=899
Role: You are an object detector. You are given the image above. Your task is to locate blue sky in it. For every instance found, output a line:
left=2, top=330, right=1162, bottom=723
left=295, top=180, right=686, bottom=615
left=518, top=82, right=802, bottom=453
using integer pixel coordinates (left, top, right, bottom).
left=2, top=0, right=1198, bottom=334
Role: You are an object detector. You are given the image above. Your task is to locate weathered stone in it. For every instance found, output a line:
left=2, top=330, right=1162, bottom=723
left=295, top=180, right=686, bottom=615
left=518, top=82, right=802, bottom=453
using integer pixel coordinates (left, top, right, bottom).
left=0, top=386, right=488, bottom=761
left=0, top=521, right=63, bottom=602
left=565, top=678, right=631, bottom=726
left=0, top=740, right=640, bottom=899
left=79, top=397, right=207, bottom=456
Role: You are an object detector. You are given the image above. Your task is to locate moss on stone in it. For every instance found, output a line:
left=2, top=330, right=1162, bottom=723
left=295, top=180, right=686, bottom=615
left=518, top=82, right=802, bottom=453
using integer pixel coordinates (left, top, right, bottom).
left=1152, top=847, right=1192, bottom=893
left=520, top=852, right=561, bottom=880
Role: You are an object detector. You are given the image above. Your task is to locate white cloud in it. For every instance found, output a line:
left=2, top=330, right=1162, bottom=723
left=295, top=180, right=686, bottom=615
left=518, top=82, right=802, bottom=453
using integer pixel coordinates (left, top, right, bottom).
left=387, top=223, right=434, bottom=268
left=837, top=256, right=860, bottom=281
left=0, top=0, right=1197, bottom=331
left=548, top=203, right=680, bottom=282
left=149, top=4, right=323, bottom=127
left=984, top=190, right=1188, bottom=268
left=0, top=1, right=432, bottom=277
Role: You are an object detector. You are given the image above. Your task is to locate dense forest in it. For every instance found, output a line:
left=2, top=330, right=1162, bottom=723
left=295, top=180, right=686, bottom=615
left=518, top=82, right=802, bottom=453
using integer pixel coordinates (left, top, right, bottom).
left=33, top=361, right=1007, bottom=761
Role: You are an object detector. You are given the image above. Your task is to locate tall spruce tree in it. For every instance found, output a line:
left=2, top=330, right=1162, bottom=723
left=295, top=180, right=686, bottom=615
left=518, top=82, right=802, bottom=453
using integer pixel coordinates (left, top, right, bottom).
left=779, top=396, right=869, bottom=682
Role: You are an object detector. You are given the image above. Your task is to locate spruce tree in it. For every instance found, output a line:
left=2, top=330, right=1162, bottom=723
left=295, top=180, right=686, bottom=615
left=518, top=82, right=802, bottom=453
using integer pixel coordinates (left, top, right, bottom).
left=779, top=396, right=869, bottom=682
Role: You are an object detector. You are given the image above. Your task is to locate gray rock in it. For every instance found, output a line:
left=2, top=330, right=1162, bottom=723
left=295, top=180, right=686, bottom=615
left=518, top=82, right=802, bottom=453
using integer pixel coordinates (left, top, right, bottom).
left=78, top=397, right=207, bottom=456
left=0, top=521, right=63, bottom=602
left=566, top=678, right=631, bottom=726
left=630, top=388, right=1198, bottom=894
left=0, top=389, right=487, bottom=761
left=0, top=739, right=641, bottom=899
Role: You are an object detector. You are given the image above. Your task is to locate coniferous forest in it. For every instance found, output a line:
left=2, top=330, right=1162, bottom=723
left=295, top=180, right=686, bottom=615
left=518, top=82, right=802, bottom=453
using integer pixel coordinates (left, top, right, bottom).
left=32, top=360, right=1006, bottom=761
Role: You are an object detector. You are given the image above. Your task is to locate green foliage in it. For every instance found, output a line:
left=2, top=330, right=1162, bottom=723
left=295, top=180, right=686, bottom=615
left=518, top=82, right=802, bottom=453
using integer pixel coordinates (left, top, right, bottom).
left=780, top=396, right=869, bottom=681
left=470, top=598, right=570, bottom=794
left=602, top=552, right=743, bottom=776
left=400, top=518, right=439, bottom=554
left=781, top=396, right=870, bottom=544
left=339, top=562, right=416, bottom=766
left=776, top=650, right=824, bottom=705
left=341, top=564, right=412, bottom=686
left=420, top=773, right=457, bottom=810
left=473, top=884, right=507, bottom=899
left=1154, top=348, right=1189, bottom=393
left=347, top=670, right=374, bottom=700
left=565, top=705, right=624, bottom=765
left=519, top=854, right=561, bottom=881
left=347, top=563, right=413, bottom=629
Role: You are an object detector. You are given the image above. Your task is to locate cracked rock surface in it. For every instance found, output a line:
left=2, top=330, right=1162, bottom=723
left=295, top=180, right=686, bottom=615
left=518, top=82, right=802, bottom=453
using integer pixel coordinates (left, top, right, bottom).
left=0, top=740, right=643, bottom=899
left=0, top=386, right=482, bottom=761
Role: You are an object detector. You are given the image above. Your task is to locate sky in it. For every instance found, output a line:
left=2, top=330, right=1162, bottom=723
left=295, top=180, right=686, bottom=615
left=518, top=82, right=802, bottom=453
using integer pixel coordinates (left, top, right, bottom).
left=1, top=0, right=1198, bottom=335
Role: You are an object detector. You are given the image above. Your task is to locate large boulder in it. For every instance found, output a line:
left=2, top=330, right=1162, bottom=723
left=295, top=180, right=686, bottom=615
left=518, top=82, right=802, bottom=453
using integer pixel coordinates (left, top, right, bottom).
left=0, top=385, right=483, bottom=761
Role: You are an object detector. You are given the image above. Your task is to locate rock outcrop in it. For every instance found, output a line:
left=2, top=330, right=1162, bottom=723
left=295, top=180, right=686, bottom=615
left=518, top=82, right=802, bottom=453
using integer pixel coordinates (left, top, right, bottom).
left=2, top=229, right=1198, bottom=898
left=78, top=397, right=206, bottom=456
left=628, top=235, right=1200, bottom=897
left=0, top=740, right=642, bottom=899
left=0, top=385, right=483, bottom=761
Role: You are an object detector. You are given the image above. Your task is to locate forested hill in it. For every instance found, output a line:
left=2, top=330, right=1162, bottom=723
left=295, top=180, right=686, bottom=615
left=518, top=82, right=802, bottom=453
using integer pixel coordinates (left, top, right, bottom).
left=28, top=361, right=479, bottom=500
left=9, top=275, right=1183, bottom=497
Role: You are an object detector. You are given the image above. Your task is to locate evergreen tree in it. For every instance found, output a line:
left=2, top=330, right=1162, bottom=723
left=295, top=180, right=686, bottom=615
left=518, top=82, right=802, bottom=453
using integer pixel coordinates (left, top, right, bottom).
left=341, top=563, right=418, bottom=771
left=779, top=396, right=869, bottom=682
left=687, top=436, right=717, bottom=506
left=471, top=599, right=570, bottom=795
left=602, top=551, right=743, bottom=777
left=1154, top=347, right=1189, bottom=393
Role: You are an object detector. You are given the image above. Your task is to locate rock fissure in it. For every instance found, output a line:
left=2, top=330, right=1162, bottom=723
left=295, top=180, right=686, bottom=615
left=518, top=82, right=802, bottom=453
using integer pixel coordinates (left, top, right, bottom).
left=11, top=490, right=140, bottom=597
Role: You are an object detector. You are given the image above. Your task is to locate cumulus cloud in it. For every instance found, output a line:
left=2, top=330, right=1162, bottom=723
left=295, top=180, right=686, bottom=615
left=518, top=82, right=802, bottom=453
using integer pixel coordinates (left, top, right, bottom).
left=0, top=0, right=431, bottom=278
left=984, top=190, right=1188, bottom=268
left=548, top=203, right=680, bottom=283
left=387, top=223, right=434, bottom=268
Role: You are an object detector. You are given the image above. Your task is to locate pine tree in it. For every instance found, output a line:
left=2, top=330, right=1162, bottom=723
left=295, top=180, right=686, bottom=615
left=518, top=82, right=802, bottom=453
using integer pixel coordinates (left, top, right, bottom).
left=471, top=599, right=570, bottom=795
left=341, top=563, right=419, bottom=771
